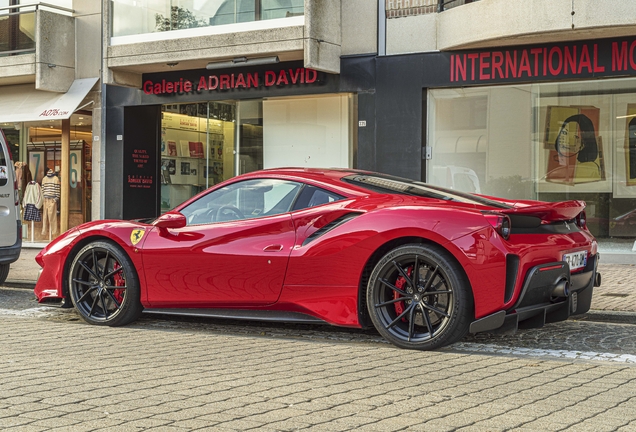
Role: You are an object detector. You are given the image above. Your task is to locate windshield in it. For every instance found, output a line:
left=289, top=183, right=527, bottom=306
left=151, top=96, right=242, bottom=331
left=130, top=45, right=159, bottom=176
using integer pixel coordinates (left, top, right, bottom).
left=342, top=173, right=512, bottom=209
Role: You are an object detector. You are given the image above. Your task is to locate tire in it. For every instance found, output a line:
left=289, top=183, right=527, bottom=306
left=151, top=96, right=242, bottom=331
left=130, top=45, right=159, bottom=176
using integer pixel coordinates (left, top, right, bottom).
left=0, top=263, right=9, bottom=285
left=366, top=244, right=473, bottom=350
left=68, top=241, right=142, bottom=326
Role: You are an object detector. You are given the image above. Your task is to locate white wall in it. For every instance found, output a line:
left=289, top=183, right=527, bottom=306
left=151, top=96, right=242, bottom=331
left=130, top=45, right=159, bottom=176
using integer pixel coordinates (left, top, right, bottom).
left=263, top=95, right=351, bottom=169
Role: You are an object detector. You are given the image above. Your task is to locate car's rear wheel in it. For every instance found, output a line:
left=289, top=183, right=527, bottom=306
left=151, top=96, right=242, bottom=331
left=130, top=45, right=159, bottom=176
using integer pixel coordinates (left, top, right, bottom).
left=367, top=244, right=472, bottom=350
left=0, top=263, right=9, bottom=285
left=68, top=241, right=142, bottom=326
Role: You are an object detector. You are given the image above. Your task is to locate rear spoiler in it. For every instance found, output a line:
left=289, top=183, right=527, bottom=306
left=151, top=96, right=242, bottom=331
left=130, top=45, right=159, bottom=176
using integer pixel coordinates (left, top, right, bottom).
left=499, top=200, right=585, bottom=222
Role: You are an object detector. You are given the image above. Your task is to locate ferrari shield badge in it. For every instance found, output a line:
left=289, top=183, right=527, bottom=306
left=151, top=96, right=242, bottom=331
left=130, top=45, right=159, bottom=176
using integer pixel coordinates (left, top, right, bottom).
left=130, top=228, right=145, bottom=245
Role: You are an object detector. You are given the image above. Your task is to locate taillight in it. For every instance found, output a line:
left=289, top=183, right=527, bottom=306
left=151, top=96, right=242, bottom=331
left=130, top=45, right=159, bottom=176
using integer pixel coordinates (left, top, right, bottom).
left=576, top=211, right=587, bottom=230
left=483, top=212, right=511, bottom=240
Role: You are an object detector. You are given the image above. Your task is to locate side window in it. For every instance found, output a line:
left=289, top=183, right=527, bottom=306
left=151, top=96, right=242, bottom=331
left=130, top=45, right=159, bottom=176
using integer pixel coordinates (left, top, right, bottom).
left=181, top=178, right=302, bottom=225
left=0, top=139, right=8, bottom=187
left=292, top=185, right=344, bottom=211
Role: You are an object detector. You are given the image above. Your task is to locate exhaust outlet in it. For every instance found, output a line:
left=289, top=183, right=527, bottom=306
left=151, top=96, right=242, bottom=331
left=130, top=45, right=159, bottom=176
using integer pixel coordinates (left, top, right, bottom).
left=552, top=279, right=570, bottom=298
left=594, top=273, right=602, bottom=287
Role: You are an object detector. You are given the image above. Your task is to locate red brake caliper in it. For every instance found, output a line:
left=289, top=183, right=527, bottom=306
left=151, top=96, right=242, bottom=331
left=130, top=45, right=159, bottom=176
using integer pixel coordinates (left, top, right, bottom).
left=394, top=266, right=413, bottom=319
left=112, top=262, right=125, bottom=303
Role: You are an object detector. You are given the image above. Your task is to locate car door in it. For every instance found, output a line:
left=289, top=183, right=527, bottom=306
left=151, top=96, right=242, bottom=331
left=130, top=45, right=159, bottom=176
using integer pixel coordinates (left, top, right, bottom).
left=140, top=178, right=302, bottom=308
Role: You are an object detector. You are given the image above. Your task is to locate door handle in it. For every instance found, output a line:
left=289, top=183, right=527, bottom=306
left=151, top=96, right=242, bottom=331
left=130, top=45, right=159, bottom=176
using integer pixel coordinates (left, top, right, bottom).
left=263, top=244, right=283, bottom=252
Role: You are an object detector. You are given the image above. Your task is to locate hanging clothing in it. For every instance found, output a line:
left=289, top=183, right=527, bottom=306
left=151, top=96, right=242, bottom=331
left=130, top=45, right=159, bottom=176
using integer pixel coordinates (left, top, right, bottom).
left=14, top=162, right=23, bottom=190
left=41, top=198, right=58, bottom=235
left=23, top=182, right=43, bottom=209
left=14, top=162, right=32, bottom=205
left=22, top=182, right=43, bottom=222
left=24, top=204, right=42, bottom=222
left=41, top=174, right=61, bottom=200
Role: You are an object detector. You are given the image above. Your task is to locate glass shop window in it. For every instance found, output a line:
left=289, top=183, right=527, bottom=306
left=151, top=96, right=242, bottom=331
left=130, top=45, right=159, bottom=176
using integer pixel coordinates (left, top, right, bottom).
left=428, top=78, right=636, bottom=249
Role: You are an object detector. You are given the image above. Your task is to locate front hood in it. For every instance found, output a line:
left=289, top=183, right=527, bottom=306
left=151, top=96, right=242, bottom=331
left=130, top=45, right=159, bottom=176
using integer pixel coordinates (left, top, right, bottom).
left=75, top=219, right=153, bottom=234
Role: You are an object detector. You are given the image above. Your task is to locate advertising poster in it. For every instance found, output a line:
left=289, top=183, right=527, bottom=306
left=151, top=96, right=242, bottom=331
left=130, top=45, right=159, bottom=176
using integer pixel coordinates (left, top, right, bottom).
left=544, top=106, right=605, bottom=186
left=613, top=103, right=636, bottom=199
left=540, top=105, right=610, bottom=193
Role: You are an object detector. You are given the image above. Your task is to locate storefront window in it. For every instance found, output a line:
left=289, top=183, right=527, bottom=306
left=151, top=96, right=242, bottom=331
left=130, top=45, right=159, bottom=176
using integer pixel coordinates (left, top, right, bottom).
left=14, top=114, right=93, bottom=242
left=428, top=78, right=636, bottom=247
left=160, top=102, right=236, bottom=213
left=111, top=0, right=304, bottom=38
left=160, top=94, right=354, bottom=212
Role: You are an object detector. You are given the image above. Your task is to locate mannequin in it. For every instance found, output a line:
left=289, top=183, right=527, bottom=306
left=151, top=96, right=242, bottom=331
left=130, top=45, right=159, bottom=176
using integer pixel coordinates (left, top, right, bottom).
left=41, top=169, right=61, bottom=237
left=22, top=180, right=43, bottom=242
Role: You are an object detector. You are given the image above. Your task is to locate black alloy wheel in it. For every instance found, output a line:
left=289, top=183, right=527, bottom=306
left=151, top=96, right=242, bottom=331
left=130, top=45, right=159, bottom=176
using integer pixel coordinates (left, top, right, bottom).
left=68, top=241, right=142, bottom=326
left=367, top=244, right=472, bottom=350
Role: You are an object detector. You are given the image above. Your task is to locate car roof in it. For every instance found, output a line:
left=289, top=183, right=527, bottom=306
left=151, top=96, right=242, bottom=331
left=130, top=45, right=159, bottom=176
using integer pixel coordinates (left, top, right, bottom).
left=237, top=167, right=370, bottom=193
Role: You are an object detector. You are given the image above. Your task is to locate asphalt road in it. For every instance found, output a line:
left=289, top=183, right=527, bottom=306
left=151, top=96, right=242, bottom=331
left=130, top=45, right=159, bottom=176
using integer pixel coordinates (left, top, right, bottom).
left=2, top=286, right=636, bottom=431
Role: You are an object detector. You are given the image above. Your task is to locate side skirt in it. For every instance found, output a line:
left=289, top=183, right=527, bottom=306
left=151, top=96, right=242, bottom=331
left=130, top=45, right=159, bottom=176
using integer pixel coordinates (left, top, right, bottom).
left=142, top=308, right=326, bottom=324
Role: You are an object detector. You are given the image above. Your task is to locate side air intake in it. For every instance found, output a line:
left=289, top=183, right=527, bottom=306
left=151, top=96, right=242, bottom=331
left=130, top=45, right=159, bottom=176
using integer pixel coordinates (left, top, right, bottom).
left=505, top=254, right=520, bottom=303
left=302, top=213, right=360, bottom=246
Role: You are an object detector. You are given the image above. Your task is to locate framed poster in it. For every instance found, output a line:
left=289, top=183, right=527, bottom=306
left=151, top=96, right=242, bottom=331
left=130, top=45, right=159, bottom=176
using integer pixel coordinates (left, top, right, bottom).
left=613, top=103, right=636, bottom=198
left=180, top=161, right=191, bottom=175
left=539, top=105, right=609, bottom=193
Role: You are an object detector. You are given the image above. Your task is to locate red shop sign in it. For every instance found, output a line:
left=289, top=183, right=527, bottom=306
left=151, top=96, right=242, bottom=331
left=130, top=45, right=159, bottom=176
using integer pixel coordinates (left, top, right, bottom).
left=143, top=67, right=318, bottom=95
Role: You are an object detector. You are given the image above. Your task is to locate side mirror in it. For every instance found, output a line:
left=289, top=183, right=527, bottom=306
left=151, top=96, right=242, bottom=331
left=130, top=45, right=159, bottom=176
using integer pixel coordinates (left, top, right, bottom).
left=153, top=212, right=187, bottom=229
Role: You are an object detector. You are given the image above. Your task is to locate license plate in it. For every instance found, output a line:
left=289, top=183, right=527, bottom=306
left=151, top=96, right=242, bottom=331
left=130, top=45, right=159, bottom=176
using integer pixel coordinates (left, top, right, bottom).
left=563, top=251, right=587, bottom=271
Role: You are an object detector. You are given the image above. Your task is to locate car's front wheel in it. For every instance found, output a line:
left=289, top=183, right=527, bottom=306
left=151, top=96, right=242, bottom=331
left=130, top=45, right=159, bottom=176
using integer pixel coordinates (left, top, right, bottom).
left=68, top=241, right=142, bottom=326
left=367, top=244, right=473, bottom=350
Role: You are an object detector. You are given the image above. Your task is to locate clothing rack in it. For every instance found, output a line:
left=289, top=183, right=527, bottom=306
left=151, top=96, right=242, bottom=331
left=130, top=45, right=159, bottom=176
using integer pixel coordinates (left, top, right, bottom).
left=27, top=140, right=85, bottom=151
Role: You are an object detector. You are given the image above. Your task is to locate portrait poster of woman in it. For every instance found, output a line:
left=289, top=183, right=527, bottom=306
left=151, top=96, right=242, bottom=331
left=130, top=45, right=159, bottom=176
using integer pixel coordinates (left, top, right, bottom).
left=544, top=106, right=606, bottom=185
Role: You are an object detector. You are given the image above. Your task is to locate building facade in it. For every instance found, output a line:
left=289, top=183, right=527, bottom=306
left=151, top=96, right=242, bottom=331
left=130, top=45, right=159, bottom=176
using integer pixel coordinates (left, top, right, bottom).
left=0, top=0, right=100, bottom=243
left=98, top=0, right=377, bottom=220
left=373, top=0, right=636, bottom=250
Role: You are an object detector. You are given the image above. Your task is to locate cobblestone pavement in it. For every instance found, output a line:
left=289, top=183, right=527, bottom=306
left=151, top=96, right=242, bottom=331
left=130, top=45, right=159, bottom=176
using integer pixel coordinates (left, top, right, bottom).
left=592, top=264, right=636, bottom=312
left=2, top=287, right=636, bottom=431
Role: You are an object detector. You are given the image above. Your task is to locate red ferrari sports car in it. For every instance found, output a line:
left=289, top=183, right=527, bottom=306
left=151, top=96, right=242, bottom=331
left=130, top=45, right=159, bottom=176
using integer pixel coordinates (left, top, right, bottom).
left=34, top=168, right=601, bottom=350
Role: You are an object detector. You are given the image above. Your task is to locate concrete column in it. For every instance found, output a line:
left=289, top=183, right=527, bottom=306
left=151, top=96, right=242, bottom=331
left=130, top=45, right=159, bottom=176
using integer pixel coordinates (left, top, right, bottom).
left=61, top=119, right=70, bottom=233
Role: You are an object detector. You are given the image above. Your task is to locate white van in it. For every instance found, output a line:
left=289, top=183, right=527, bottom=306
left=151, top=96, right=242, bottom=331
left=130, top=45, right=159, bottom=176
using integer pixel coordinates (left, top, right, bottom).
left=0, top=130, right=20, bottom=284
